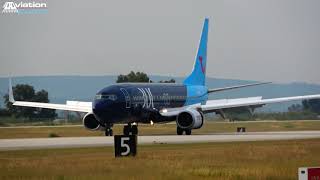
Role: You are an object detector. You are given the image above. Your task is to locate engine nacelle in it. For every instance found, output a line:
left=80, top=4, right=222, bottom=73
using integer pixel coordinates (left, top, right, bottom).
left=176, top=109, right=204, bottom=129
left=83, top=113, right=104, bottom=131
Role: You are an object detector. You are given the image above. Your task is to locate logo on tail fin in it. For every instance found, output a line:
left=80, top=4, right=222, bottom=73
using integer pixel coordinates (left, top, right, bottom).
left=199, top=56, right=205, bottom=74
left=183, top=18, right=209, bottom=86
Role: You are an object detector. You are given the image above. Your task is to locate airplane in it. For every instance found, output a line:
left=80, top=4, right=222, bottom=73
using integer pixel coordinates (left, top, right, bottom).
left=8, top=18, right=320, bottom=136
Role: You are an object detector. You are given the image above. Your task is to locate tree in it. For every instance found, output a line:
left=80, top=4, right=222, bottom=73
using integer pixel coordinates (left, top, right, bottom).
left=116, top=71, right=150, bottom=83
left=116, top=71, right=176, bottom=84
left=4, top=84, right=56, bottom=119
left=288, top=104, right=303, bottom=112
left=0, top=108, right=10, bottom=117
left=4, top=84, right=35, bottom=118
left=159, top=79, right=175, bottom=83
left=302, top=99, right=320, bottom=115
left=33, top=90, right=56, bottom=119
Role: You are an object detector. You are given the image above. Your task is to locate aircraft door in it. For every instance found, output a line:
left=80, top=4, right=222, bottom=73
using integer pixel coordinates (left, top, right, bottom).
left=120, top=88, right=131, bottom=108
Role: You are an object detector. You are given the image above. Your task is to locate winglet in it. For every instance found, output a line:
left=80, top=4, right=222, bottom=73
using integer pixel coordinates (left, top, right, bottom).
left=8, top=78, right=15, bottom=103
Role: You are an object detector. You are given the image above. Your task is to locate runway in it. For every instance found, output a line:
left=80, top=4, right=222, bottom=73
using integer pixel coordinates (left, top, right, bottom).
left=0, top=131, right=320, bottom=151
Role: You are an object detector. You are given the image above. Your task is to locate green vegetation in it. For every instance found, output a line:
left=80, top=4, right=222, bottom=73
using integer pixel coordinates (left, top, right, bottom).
left=3, top=84, right=56, bottom=120
left=0, top=109, right=10, bottom=117
left=253, top=111, right=318, bottom=120
left=116, top=71, right=150, bottom=83
left=0, top=116, right=59, bottom=126
left=116, top=71, right=175, bottom=83
left=158, top=78, right=175, bottom=83
left=302, top=99, right=320, bottom=114
left=0, top=120, right=320, bottom=139
left=224, top=105, right=319, bottom=121
left=213, top=99, right=320, bottom=121
left=0, top=139, right=319, bottom=180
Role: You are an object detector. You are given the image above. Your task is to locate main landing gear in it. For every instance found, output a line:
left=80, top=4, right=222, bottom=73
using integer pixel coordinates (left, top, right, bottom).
left=177, top=127, right=192, bottom=135
left=104, top=123, right=138, bottom=136
left=123, top=123, right=138, bottom=136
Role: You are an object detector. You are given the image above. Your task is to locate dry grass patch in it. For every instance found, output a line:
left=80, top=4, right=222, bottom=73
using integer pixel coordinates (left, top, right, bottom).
left=0, top=139, right=319, bottom=179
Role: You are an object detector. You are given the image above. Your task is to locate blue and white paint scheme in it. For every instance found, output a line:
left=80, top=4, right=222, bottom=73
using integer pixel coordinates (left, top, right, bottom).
left=8, top=18, right=320, bottom=136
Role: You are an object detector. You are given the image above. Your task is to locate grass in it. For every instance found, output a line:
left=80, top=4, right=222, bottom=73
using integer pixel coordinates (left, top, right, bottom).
left=0, top=120, right=320, bottom=139
left=0, top=139, right=319, bottom=180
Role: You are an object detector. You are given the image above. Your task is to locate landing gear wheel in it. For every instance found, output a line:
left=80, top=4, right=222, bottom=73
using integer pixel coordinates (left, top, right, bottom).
left=123, top=124, right=139, bottom=135
left=109, top=129, right=113, bottom=136
left=185, top=129, right=192, bottom=135
left=132, top=125, right=138, bottom=135
left=123, top=125, right=130, bottom=136
left=177, top=127, right=183, bottom=135
left=105, top=128, right=113, bottom=136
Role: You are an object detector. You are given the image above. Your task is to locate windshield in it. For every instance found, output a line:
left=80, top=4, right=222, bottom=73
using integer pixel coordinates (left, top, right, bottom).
left=95, top=94, right=117, bottom=101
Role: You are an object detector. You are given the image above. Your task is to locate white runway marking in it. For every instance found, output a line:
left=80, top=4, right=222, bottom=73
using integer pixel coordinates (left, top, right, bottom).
left=0, top=131, right=320, bottom=151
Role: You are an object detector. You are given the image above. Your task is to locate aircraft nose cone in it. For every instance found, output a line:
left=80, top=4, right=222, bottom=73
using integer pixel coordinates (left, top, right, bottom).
left=92, top=100, right=108, bottom=121
left=93, top=100, right=106, bottom=112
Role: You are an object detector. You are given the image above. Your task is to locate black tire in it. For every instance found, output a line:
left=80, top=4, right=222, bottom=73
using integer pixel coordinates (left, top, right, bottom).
left=105, top=129, right=113, bottom=136
left=185, top=129, right=192, bottom=135
left=123, top=125, right=130, bottom=136
left=177, top=127, right=183, bottom=135
left=132, top=125, right=138, bottom=135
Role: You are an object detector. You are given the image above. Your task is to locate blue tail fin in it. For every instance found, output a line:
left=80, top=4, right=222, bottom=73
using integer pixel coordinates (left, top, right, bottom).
left=183, top=18, right=209, bottom=86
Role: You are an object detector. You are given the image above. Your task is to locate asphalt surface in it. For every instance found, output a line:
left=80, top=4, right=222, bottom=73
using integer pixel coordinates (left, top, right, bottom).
left=0, top=131, right=319, bottom=151
left=1, top=120, right=319, bottom=128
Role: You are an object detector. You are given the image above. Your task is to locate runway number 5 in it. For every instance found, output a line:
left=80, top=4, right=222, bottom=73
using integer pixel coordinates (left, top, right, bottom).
left=121, top=137, right=130, bottom=155
left=114, top=135, right=137, bottom=157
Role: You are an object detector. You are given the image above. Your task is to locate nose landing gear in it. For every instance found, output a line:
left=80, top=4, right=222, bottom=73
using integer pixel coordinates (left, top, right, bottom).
left=105, top=128, right=113, bottom=136
left=104, top=124, right=113, bottom=136
left=123, top=123, right=138, bottom=136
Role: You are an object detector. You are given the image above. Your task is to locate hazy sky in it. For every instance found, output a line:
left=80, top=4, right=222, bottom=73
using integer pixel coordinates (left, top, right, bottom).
left=0, top=0, right=320, bottom=84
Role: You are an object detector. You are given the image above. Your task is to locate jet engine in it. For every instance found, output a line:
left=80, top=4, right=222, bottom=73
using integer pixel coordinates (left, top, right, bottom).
left=176, top=109, right=204, bottom=129
left=83, top=113, right=104, bottom=131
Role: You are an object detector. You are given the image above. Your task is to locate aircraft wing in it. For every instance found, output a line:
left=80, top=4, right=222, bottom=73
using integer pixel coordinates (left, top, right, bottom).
left=8, top=79, right=92, bottom=113
left=207, top=82, right=271, bottom=93
left=160, top=94, right=320, bottom=117
left=12, top=101, right=92, bottom=113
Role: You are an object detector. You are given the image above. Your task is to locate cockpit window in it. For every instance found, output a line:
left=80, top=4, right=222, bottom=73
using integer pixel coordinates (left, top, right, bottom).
left=95, top=94, right=117, bottom=101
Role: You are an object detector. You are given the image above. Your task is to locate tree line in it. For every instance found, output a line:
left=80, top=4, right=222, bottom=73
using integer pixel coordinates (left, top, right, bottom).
left=221, top=100, right=320, bottom=121
left=116, top=71, right=175, bottom=83
left=3, top=84, right=56, bottom=120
